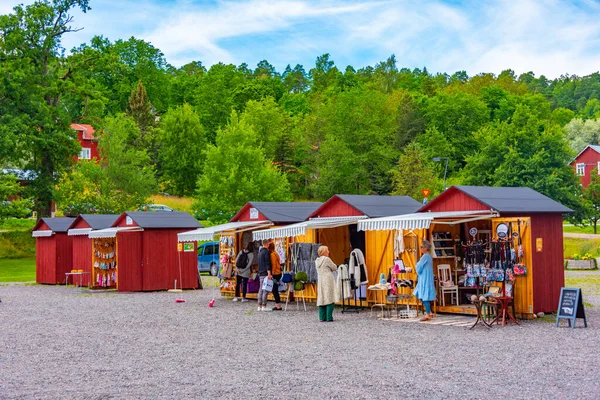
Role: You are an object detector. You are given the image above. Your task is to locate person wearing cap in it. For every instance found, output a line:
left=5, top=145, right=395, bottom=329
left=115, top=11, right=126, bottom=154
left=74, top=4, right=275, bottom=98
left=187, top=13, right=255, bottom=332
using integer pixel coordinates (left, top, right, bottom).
left=315, top=245, right=338, bottom=322
left=414, top=240, right=436, bottom=321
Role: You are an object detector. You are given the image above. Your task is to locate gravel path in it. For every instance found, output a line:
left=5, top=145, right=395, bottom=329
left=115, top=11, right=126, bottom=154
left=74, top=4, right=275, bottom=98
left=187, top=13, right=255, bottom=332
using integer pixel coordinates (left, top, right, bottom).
left=563, top=232, right=600, bottom=239
left=1, top=284, right=599, bottom=400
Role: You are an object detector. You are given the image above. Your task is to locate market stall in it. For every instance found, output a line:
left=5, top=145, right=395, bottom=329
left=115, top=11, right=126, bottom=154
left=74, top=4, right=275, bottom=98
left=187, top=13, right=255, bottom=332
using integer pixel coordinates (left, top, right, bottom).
left=32, top=218, right=75, bottom=284
left=251, top=195, right=422, bottom=305
left=358, top=186, right=572, bottom=318
left=88, top=212, right=202, bottom=291
left=182, top=202, right=322, bottom=298
left=67, top=214, right=119, bottom=287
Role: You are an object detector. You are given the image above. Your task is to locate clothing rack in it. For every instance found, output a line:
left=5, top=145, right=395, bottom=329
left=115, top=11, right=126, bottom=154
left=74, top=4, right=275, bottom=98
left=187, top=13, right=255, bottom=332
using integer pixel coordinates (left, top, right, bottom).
left=341, top=277, right=362, bottom=313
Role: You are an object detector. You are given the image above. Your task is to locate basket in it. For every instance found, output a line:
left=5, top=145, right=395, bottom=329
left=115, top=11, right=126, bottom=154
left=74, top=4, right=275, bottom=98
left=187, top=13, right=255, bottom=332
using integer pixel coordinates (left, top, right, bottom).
left=399, top=308, right=418, bottom=319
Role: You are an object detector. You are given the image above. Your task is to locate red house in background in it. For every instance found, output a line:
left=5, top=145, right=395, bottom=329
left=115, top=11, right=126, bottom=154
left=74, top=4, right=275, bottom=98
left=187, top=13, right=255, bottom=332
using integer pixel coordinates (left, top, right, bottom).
left=570, top=145, right=600, bottom=188
left=71, top=123, right=99, bottom=161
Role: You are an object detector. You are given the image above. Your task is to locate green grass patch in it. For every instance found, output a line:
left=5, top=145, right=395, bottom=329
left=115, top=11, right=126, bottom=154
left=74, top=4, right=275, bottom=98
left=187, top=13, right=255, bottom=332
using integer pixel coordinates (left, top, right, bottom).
left=0, top=230, right=36, bottom=259
left=0, top=258, right=35, bottom=282
left=149, top=194, right=194, bottom=213
left=563, top=237, right=600, bottom=259
left=565, top=271, right=600, bottom=305
left=563, top=225, right=598, bottom=234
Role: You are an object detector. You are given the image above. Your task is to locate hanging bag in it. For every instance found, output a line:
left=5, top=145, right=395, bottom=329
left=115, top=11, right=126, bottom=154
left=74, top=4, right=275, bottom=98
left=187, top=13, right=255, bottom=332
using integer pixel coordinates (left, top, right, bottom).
left=221, top=263, right=233, bottom=279
left=262, top=277, right=274, bottom=291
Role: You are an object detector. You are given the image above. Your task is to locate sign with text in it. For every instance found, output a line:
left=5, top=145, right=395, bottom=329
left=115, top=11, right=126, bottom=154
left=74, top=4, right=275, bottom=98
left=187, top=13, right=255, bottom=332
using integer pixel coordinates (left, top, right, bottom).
left=249, top=207, right=259, bottom=220
left=177, top=243, right=183, bottom=252
left=183, top=243, right=194, bottom=252
left=555, top=288, right=587, bottom=328
left=536, top=238, right=543, bottom=252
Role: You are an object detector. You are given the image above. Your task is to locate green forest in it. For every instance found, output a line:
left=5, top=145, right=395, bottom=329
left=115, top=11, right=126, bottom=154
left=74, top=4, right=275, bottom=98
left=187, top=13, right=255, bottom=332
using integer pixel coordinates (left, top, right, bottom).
left=2, top=0, right=600, bottom=222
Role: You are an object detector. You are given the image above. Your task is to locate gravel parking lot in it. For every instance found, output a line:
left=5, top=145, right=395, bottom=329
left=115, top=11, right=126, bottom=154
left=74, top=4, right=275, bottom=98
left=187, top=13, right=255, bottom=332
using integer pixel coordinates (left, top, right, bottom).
left=1, top=283, right=599, bottom=400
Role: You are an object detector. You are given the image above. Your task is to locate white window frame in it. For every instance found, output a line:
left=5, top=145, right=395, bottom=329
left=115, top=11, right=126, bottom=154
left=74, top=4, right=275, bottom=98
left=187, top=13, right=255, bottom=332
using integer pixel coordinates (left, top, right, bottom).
left=576, top=163, right=585, bottom=176
left=597, top=162, right=600, bottom=175
left=79, top=148, right=91, bottom=160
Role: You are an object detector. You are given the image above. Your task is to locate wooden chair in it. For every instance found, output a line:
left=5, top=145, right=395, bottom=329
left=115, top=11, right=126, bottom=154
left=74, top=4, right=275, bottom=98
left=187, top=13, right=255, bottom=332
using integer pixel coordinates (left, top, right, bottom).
left=437, top=264, right=458, bottom=306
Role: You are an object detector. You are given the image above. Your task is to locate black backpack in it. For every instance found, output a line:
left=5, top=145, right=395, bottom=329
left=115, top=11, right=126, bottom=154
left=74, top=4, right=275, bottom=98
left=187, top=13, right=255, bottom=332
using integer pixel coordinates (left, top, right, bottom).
left=237, top=251, right=249, bottom=270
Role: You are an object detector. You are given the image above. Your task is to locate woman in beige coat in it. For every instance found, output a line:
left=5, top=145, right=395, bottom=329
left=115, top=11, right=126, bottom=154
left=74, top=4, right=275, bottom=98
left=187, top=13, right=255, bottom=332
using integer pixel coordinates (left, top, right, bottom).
left=316, top=245, right=337, bottom=322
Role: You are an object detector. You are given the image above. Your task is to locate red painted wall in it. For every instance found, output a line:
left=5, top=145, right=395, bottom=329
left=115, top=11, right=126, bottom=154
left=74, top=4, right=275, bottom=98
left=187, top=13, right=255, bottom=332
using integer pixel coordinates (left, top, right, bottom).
left=142, top=229, right=198, bottom=291
left=35, top=221, right=72, bottom=284
left=420, top=189, right=490, bottom=212
left=233, top=204, right=269, bottom=222
left=529, top=214, right=565, bottom=313
left=70, top=219, right=92, bottom=286
left=73, top=130, right=99, bottom=162
left=570, top=147, right=600, bottom=187
left=55, top=234, right=73, bottom=283
left=72, top=236, right=92, bottom=287
left=117, top=231, right=143, bottom=292
left=311, top=196, right=363, bottom=217
left=36, top=237, right=56, bottom=284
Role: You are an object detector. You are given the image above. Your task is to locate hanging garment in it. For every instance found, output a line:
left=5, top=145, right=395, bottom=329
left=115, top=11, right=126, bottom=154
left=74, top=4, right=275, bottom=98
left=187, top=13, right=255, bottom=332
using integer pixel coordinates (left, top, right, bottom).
left=290, top=243, right=320, bottom=283
left=335, top=264, right=351, bottom=301
left=349, top=248, right=368, bottom=287
left=394, top=229, right=404, bottom=258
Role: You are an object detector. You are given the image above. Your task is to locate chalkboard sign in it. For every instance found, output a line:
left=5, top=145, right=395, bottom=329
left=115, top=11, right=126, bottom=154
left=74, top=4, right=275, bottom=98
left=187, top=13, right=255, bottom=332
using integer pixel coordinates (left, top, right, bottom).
left=555, top=288, right=587, bottom=328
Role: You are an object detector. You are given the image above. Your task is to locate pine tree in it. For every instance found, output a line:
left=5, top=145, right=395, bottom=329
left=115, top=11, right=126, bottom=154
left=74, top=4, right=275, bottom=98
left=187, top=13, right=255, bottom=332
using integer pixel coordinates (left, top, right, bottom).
left=128, top=81, right=155, bottom=141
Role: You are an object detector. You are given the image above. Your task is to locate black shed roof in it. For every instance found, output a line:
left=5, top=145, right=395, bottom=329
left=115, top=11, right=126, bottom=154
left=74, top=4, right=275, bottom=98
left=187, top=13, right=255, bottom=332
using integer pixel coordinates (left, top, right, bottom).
left=34, top=217, right=75, bottom=233
left=119, top=212, right=202, bottom=229
left=455, top=186, right=573, bottom=213
left=244, top=202, right=323, bottom=224
left=334, top=195, right=422, bottom=218
left=77, top=214, right=119, bottom=230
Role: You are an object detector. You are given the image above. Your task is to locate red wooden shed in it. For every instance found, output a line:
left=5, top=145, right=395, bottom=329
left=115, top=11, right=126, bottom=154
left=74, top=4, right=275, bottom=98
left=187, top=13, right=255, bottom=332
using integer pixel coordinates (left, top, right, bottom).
left=419, top=186, right=573, bottom=314
left=32, top=218, right=75, bottom=284
left=88, top=212, right=202, bottom=292
left=68, top=214, right=119, bottom=287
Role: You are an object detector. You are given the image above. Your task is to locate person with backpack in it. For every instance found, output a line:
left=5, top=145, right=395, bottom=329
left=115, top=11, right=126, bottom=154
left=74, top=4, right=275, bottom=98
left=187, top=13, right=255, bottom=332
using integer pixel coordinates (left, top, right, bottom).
left=233, top=242, right=254, bottom=303
left=257, top=239, right=272, bottom=311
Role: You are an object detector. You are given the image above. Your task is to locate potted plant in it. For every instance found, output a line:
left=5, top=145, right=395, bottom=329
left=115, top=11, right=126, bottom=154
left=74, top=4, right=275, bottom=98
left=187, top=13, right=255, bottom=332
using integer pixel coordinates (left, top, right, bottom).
left=294, top=271, right=308, bottom=291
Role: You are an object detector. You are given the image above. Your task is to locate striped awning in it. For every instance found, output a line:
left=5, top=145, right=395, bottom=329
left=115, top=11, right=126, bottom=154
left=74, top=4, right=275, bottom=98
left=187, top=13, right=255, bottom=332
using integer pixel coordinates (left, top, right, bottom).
left=177, top=221, right=273, bottom=242
left=357, top=210, right=498, bottom=231
left=252, top=216, right=367, bottom=241
left=68, top=228, right=93, bottom=236
left=88, top=227, right=143, bottom=238
left=32, top=230, right=53, bottom=238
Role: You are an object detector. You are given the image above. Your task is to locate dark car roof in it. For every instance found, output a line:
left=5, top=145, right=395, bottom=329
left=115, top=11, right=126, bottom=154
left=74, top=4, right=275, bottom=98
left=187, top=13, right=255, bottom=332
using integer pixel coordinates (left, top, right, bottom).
left=121, top=211, right=202, bottom=229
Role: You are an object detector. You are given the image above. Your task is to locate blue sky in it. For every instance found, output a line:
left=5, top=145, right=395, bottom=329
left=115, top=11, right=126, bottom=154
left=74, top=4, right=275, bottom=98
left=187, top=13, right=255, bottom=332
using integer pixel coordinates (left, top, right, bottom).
left=2, top=0, right=600, bottom=78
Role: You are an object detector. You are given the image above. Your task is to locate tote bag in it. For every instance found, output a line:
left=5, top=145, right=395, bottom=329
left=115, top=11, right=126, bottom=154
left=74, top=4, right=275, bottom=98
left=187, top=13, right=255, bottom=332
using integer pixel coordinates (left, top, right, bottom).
left=262, top=278, right=274, bottom=291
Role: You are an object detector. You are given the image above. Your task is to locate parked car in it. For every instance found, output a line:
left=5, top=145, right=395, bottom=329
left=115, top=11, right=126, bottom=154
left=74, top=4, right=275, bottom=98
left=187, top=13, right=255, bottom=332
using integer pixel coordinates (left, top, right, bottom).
left=197, top=241, right=220, bottom=276
left=137, top=204, right=174, bottom=212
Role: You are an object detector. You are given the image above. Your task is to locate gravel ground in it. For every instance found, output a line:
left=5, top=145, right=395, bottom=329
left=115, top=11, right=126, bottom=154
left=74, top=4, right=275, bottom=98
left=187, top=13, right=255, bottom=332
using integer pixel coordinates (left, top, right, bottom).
left=1, top=283, right=599, bottom=400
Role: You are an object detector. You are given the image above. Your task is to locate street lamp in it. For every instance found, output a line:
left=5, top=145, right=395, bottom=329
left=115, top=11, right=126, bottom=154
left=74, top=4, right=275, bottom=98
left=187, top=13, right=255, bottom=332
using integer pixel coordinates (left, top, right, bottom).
left=432, top=157, right=449, bottom=191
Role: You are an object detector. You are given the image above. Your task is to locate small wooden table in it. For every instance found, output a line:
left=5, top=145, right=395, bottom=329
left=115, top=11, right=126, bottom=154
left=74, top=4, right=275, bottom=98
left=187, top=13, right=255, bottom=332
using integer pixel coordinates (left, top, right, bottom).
left=470, top=298, right=491, bottom=329
left=489, top=295, right=520, bottom=327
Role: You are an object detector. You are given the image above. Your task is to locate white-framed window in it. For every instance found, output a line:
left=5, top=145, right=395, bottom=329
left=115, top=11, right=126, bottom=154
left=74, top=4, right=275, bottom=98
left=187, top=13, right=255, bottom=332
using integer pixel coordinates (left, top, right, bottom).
left=79, top=148, right=91, bottom=160
left=597, top=162, right=600, bottom=174
left=576, top=163, right=585, bottom=176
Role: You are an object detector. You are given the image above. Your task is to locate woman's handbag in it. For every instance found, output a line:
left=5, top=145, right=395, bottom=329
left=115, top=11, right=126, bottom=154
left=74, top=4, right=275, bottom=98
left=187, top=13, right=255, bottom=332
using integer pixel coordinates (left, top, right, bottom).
left=221, top=263, right=233, bottom=279
left=282, top=272, right=293, bottom=283
left=262, top=278, right=274, bottom=291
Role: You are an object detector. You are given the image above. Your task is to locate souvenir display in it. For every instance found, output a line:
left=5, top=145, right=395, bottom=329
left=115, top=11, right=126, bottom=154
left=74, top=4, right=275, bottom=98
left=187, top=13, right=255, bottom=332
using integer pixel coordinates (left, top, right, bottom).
left=92, top=238, right=117, bottom=288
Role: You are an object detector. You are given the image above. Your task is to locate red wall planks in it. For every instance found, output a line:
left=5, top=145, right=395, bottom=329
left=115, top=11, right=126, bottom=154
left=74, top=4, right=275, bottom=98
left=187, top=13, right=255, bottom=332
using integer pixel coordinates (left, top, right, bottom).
left=570, top=146, right=600, bottom=188
left=72, top=236, right=92, bottom=286
left=420, top=188, right=490, bottom=212
left=311, top=196, right=363, bottom=217
left=529, top=214, right=565, bottom=313
left=36, top=237, right=56, bottom=284
left=55, top=234, right=73, bottom=283
left=117, top=231, right=143, bottom=292
left=232, top=204, right=269, bottom=222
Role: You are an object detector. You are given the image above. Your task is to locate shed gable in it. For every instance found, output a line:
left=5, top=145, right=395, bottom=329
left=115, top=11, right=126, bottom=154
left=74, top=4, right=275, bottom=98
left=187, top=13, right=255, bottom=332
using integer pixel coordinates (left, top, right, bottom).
left=310, top=196, right=364, bottom=218
left=419, top=188, right=489, bottom=212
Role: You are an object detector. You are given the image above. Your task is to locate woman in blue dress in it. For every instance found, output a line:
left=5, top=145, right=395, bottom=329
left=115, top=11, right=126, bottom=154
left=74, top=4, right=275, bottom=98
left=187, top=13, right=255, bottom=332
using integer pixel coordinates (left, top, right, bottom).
left=413, top=240, right=436, bottom=321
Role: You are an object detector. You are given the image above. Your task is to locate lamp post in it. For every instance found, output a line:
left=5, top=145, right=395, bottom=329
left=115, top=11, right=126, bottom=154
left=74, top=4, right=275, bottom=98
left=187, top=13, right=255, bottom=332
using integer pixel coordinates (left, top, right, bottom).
left=432, top=157, right=449, bottom=191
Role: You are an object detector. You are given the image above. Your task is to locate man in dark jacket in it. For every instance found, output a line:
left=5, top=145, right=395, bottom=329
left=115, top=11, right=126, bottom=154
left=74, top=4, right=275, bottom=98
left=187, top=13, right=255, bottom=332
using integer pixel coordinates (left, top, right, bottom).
left=257, top=239, right=272, bottom=311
